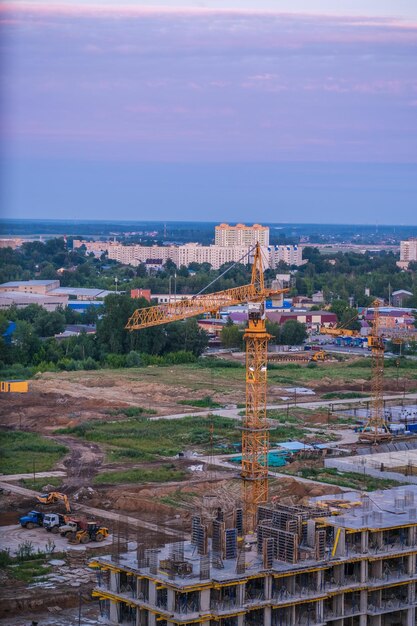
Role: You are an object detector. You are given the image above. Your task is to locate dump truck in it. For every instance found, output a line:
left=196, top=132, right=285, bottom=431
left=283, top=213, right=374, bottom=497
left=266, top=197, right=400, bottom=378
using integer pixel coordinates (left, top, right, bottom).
left=19, top=511, right=44, bottom=529
left=43, top=513, right=68, bottom=533
left=69, top=522, right=109, bottom=544
left=59, top=519, right=84, bottom=538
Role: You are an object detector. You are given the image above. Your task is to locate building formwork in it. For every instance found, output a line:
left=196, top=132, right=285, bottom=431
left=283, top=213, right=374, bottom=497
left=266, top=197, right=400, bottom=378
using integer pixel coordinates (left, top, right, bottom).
left=90, top=486, right=417, bottom=626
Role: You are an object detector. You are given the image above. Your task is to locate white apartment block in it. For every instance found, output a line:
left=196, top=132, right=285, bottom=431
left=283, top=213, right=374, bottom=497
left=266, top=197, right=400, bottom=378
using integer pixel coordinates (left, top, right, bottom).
left=268, top=244, right=303, bottom=268
left=107, top=244, right=260, bottom=270
left=397, top=238, right=417, bottom=269
left=215, top=223, right=270, bottom=247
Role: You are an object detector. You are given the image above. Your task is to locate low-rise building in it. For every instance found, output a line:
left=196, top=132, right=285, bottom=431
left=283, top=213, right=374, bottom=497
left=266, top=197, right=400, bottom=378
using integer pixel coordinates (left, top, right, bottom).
left=0, top=280, right=59, bottom=295
left=0, top=290, right=68, bottom=312
left=391, top=290, right=413, bottom=308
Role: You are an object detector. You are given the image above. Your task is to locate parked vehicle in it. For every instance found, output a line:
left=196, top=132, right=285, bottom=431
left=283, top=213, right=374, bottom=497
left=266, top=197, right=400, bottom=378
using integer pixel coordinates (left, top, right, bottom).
left=36, top=491, right=71, bottom=513
left=19, top=510, right=44, bottom=529
left=43, top=513, right=68, bottom=533
left=59, top=519, right=84, bottom=538
left=69, top=522, right=109, bottom=544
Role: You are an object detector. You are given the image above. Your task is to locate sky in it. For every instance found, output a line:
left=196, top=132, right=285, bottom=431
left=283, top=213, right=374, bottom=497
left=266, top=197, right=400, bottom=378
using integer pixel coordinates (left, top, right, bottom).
left=1, top=1, right=417, bottom=224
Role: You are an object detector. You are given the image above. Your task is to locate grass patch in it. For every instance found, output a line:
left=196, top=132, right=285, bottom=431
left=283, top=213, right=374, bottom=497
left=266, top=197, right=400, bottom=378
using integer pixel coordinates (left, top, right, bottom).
left=322, top=392, right=368, bottom=400
left=178, top=396, right=222, bottom=409
left=56, top=413, right=312, bottom=463
left=159, top=490, right=199, bottom=508
left=10, top=561, right=52, bottom=583
left=56, top=414, right=242, bottom=460
left=0, top=431, right=67, bottom=474
left=282, top=466, right=403, bottom=491
left=266, top=410, right=300, bottom=424
left=94, top=465, right=186, bottom=485
left=18, top=476, right=62, bottom=491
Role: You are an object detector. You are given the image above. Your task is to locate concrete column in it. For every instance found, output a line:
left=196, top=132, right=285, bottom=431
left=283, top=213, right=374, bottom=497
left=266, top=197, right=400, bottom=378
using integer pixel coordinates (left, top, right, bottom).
left=200, top=589, right=210, bottom=612
left=109, top=600, right=118, bottom=625
left=316, top=599, right=324, bottom=623
left=334, top=592, right=343, bottom=618
left=148, top=580, right=157, bottom=606
left=407, top=553, right=416, bottom=575
left=148, top=612, right=156, bottom=626
left=408, top=526, right=416, bottom=547
left=110, top=571, right=119, bottom=593
left=167, top=588, right=175, bottom=612
left=264, top=606, right=272, bottom=626
left=264, top=575, right=272, bottom=600
left=408, top=581, right=415, bottom=603
left=361, top=530, right=369, bottom=553
left=406, top=607, right=415, bottom=626
left=237, top=614, right=244, bottom=626
left=360, top=559, right=368, bottom=583
left=317, top=570, right=323, bottom=591
left=335, top=529, right=346, bottom=557
left=334, top=563, right=344, bottom=586
left=360, top=590, right=367, bottom=613
left=237, top=583, right=245, bottom=606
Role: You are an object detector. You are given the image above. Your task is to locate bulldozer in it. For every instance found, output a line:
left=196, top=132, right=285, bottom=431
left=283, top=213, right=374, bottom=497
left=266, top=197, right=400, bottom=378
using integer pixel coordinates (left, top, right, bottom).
left=36, top=492, right=71, bottom=513
left=68, top=521, right=109, bottom=544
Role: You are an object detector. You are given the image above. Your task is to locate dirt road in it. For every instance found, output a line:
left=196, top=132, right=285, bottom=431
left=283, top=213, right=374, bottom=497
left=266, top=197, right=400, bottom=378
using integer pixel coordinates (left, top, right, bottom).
left=0, top=481, right=186, bottom=540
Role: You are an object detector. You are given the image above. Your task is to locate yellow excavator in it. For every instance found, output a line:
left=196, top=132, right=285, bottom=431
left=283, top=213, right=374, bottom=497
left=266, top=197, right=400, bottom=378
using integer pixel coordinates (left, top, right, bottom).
left=36, top=492, right=71, bottom=513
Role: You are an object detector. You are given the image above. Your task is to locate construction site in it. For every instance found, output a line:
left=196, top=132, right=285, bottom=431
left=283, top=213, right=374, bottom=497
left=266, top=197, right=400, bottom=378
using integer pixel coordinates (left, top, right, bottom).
left=2, top=244, right=417, bottom=625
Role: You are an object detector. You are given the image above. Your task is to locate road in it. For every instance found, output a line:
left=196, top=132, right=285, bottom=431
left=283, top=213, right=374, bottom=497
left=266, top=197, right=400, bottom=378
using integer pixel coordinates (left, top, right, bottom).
left=0, top=481, right=186, bottom=540
left=149, top=392, right=417, bottom=421
left=0, top=470, right=66, bottom=482
left=199, top=454, right=352, bottom=492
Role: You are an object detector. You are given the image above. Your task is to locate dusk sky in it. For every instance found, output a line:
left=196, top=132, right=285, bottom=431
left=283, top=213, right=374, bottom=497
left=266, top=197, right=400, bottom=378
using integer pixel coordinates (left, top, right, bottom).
left=1, top=1, right=417, bottom=224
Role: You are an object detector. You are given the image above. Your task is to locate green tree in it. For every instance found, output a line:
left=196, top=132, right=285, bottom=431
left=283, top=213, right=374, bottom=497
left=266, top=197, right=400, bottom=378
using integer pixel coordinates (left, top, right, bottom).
left=221, top=324, right=243, bottom=349
left=280, top=320, right=307, bottom=345
left=13, top=321, right=41, bottom=365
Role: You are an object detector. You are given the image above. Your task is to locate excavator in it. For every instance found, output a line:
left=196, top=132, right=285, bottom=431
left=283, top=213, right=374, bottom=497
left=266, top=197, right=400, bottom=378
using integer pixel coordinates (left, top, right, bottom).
left=36, top=491, right=71, bottom=513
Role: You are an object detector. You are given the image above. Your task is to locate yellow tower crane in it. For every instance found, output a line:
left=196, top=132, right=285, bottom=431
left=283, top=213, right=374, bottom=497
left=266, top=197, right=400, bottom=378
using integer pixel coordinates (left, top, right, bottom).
left=125, top=244, right=288, bottom=533
left=359, top=300, right=391, bottom=443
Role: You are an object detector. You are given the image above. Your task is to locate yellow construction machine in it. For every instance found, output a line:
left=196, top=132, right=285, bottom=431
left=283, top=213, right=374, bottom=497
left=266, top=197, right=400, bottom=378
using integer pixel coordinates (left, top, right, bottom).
left=69, top=522, right=109, bottom=544
left=36, top=491, right=71, bottom=513
left=310, top=350, right=329, bottom=362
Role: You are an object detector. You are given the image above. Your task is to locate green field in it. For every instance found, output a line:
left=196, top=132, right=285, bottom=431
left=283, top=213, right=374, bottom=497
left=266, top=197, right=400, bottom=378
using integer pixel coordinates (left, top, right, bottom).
left=93, top=465, right=187, bottom=485
left=56, top=414, right=319, bottom=463
left=281, top=466, right=404, bottom=491
left=0, top=431, right=68, bottom=475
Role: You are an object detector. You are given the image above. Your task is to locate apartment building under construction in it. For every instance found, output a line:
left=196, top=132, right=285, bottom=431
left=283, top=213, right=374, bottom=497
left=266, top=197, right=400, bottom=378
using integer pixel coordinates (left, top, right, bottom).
left=90, top=485, right=417, bottom=626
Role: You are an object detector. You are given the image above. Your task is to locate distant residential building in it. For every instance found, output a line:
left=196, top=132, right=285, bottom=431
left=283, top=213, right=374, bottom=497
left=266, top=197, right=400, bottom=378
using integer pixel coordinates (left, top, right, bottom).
left=130, top=288, right=151, bottom=302
left=397, top=238, right=417, bottom=269
left=312, top=290, right=324, bottom=304
left=72, top=239, right=113, bottom=255
left=391, top=290, right=413, bottom=307
left=267, top=244, right=304, bottom=268
left=215, top=223, right=269, bottom=247
left=0, top=280, right=59, bottom=295
left=266, top=310, right=338, bottom=329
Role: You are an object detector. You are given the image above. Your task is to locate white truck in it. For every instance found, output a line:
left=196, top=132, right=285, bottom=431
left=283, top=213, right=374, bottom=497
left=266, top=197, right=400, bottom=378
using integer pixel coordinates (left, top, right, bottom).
left=43, top=513, right=67, bottom=533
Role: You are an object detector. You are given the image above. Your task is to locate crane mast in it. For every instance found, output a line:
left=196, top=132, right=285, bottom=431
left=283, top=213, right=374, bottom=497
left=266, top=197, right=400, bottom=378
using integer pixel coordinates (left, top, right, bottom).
left=359, top=300, right=391, bottom=443
left=242, top=301, right=270, bottom=533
